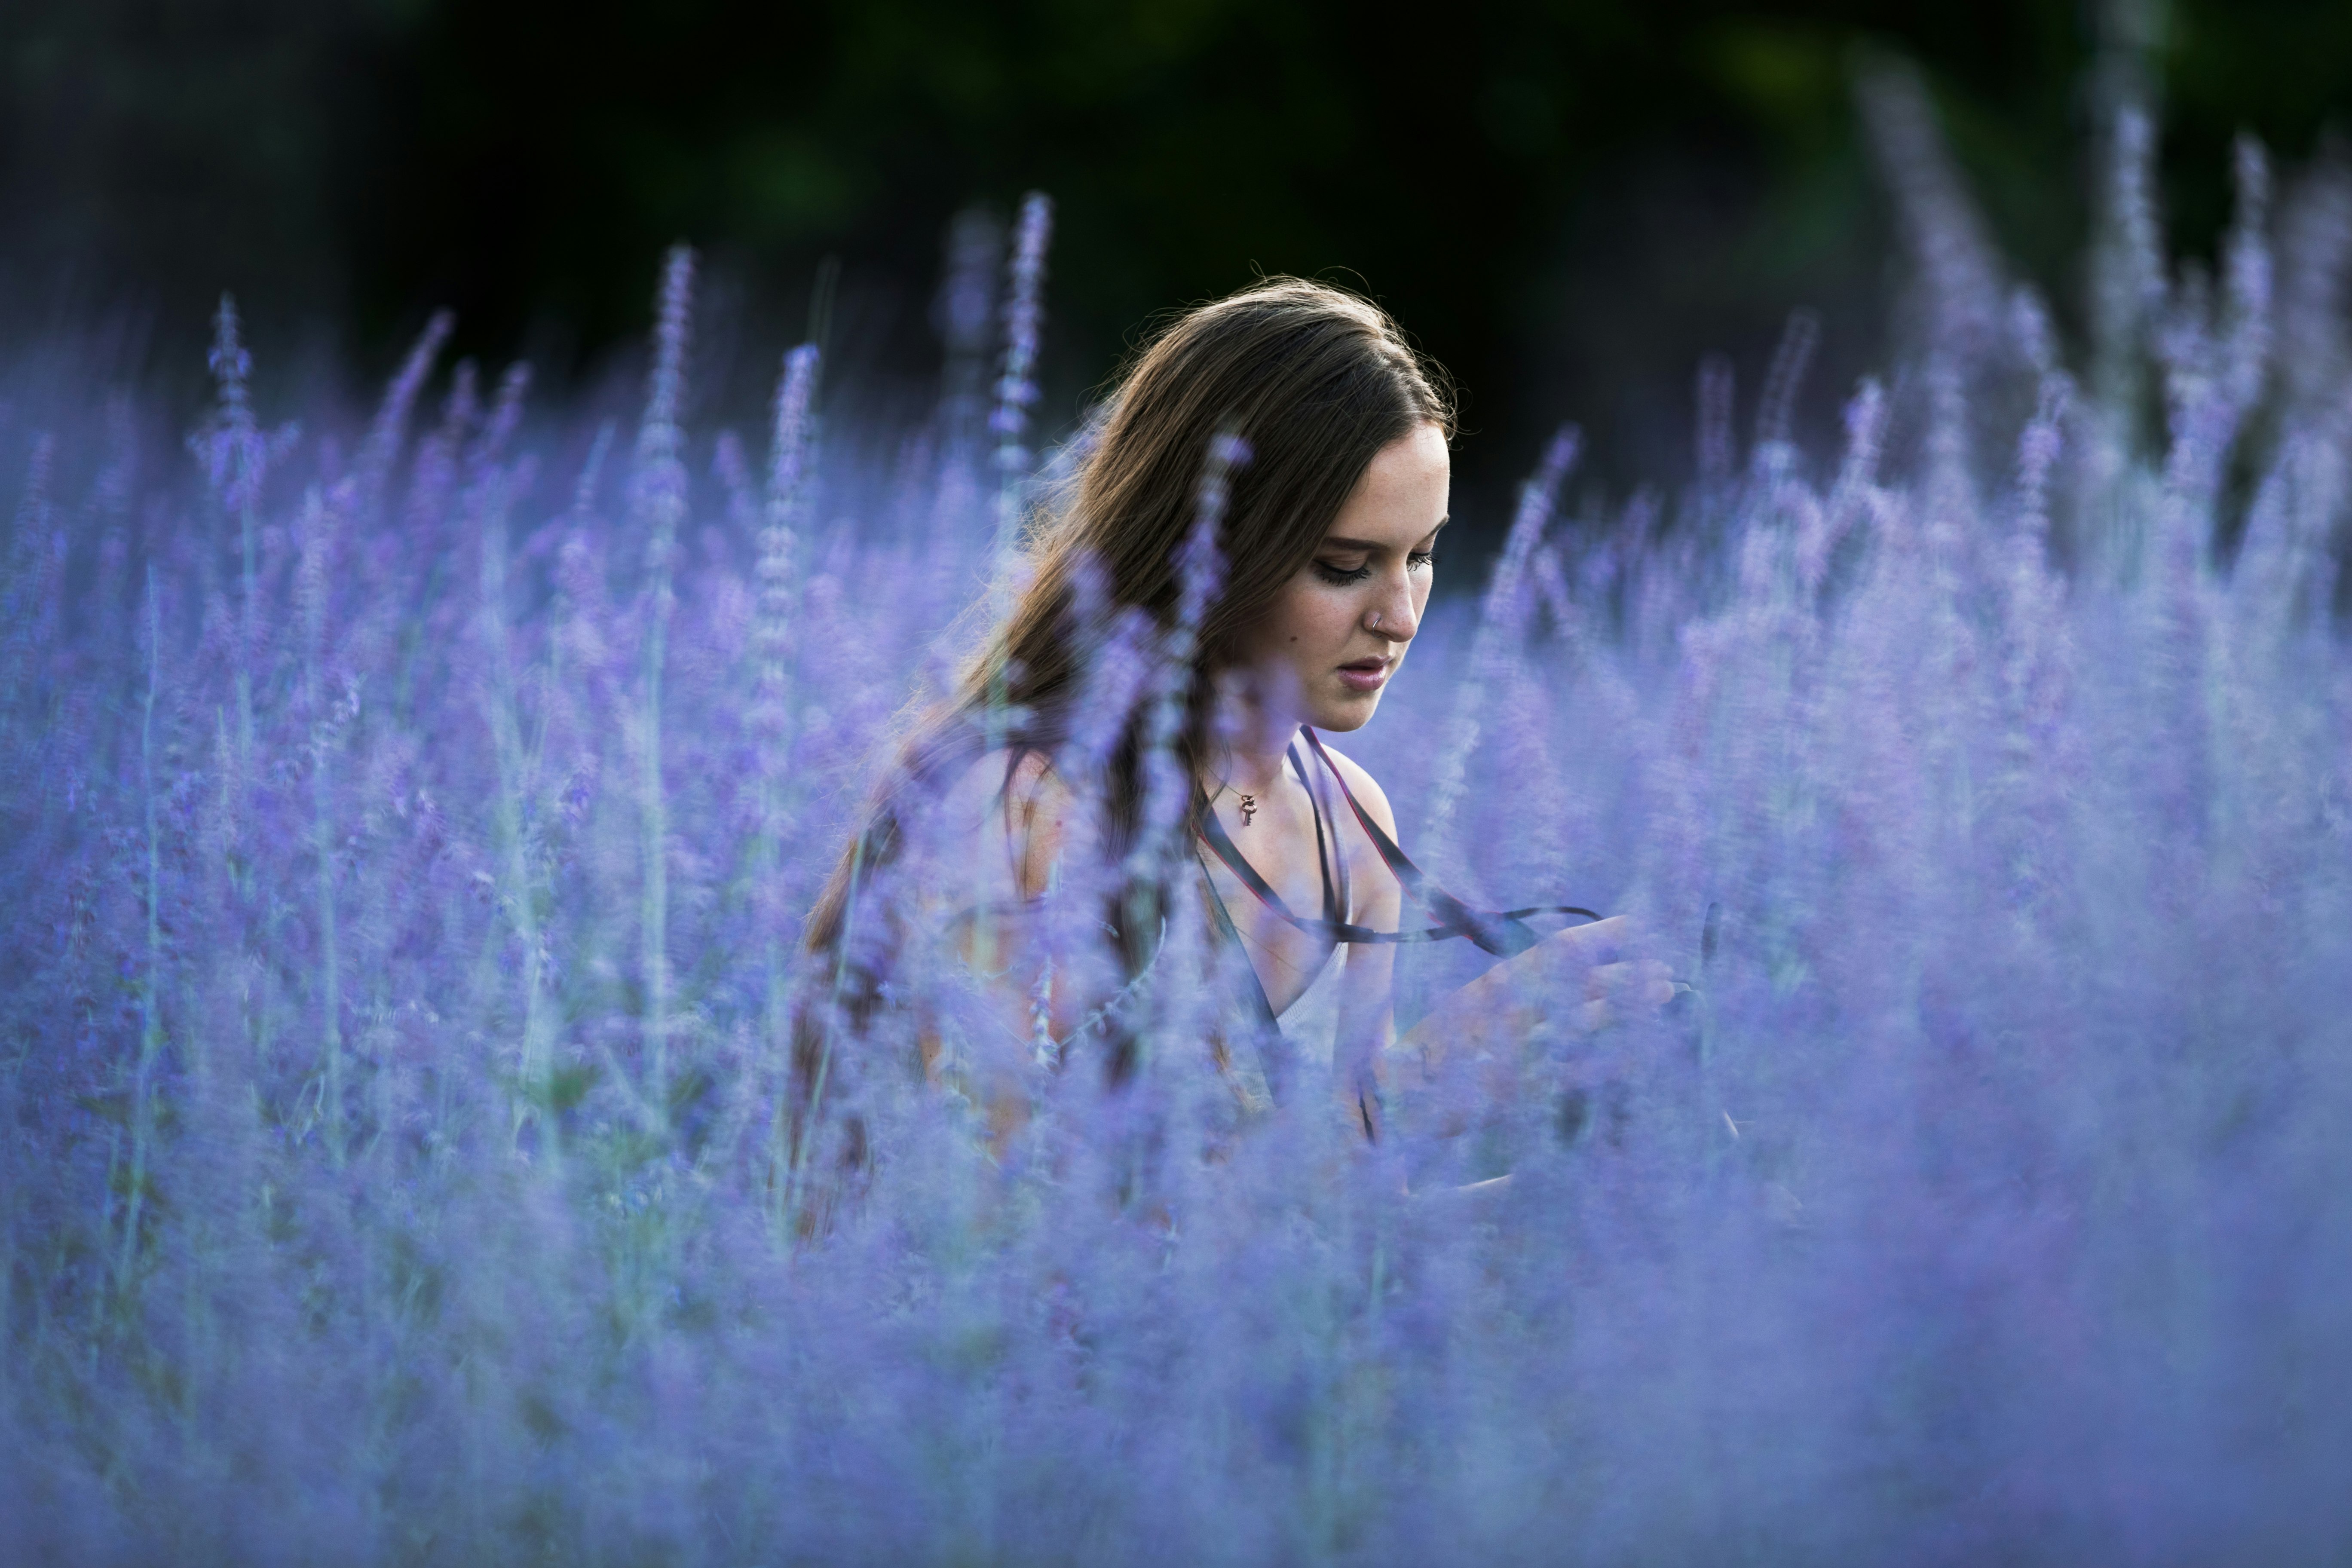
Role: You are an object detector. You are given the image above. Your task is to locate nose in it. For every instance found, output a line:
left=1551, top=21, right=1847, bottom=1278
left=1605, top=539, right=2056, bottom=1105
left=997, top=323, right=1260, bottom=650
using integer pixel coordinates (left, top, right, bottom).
left=1366, top=572, right=1418, bottom=643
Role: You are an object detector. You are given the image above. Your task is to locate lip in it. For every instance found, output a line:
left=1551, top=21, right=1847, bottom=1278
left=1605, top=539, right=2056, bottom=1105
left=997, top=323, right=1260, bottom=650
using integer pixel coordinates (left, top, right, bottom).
left=1335, top=657, right=1392, bottom=693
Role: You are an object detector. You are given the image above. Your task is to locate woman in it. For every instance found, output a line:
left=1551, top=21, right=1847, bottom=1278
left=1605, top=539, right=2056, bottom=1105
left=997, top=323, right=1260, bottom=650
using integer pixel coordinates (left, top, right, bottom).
left=792, top=278, right=1669, bottom=1183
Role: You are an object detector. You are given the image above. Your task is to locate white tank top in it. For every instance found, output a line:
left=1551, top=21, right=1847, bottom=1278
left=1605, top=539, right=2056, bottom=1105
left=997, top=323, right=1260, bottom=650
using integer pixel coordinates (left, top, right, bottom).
left=1274, top=942, right=1344, bottom=1072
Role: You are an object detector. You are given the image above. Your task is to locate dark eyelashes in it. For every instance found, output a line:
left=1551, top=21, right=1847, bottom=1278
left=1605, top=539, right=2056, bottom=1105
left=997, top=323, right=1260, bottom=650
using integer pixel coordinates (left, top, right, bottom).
left=1312, top=551, right=1437, bottom=587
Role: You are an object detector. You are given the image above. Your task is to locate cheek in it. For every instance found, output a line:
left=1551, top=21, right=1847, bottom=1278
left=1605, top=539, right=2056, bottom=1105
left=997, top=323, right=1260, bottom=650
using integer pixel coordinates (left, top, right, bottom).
left=1262, top=581, right=1355, bottom=651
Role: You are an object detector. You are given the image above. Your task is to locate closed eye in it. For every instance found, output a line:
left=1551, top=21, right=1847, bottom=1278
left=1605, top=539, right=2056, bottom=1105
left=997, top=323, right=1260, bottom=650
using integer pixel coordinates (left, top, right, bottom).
left=1314, top=559, right=1372, bottom=585
left=1409, top=550, right=1436, bottom=571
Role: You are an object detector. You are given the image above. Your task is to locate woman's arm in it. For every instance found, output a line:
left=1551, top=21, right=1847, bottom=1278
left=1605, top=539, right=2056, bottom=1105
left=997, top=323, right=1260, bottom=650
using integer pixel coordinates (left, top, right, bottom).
left=1309, top=747, right=1672, bottom=1129
left=925, top=748, right=1124, bottom=1049
left=1314, top=746, right=1403, bottom=1130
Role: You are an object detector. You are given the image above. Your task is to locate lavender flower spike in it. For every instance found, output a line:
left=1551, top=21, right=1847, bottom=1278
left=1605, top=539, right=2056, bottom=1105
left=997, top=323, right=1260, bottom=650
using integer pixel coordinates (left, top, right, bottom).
left=1422, top=423, right=1580, bottom=853
left=631, top=243, right=696, bottom=1115
left=756, top=343, right=820, bottom=728
left=991, top=192, right=1055, bottom=566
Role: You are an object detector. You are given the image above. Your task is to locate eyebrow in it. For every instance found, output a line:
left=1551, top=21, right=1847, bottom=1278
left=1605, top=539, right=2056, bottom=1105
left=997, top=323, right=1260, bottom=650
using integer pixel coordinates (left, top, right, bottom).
left=1320, top=518, right=1449, bottom=553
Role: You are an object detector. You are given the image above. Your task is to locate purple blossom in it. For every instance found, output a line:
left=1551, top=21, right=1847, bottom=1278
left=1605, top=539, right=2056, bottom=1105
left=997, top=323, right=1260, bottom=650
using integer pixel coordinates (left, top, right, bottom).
left=991, top=192, right=1055, bottom=565
left=0, top=133, right=2350, bottom=1568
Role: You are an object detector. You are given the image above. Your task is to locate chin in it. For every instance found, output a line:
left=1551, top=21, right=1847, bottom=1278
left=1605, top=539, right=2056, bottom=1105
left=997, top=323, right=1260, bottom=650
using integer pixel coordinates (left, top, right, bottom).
left=1308, top=690, right=1383, bottom=732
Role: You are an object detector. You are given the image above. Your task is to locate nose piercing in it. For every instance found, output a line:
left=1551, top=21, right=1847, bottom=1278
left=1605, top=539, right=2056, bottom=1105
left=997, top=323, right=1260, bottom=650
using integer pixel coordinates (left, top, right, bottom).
left=1367, top=610, right=1382, bottom=630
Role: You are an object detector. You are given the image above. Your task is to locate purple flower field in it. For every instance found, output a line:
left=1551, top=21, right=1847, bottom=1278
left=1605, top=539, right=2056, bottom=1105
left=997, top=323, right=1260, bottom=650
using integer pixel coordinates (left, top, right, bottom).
left=5, top=92, right=2351, bottom=1564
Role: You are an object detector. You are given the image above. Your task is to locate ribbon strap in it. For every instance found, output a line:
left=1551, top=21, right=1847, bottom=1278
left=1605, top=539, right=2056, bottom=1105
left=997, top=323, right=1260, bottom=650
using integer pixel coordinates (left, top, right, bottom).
left=1194, top=726, right=1599, bottom=958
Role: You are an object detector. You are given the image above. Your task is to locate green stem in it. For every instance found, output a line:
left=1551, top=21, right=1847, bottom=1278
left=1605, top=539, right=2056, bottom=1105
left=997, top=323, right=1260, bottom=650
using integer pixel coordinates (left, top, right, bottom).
left=481, top=506, right=554, bottom=1154
left=121, top=572, right=166, bottom=1287
left=314, top=728, right=343, bottom=1166
left=642, top=592, right=671, bottom=1124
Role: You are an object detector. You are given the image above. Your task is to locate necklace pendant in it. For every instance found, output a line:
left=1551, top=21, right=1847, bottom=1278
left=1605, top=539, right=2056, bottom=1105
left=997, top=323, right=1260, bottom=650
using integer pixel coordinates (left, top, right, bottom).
left=1238, top=792, right=1257, bottom=827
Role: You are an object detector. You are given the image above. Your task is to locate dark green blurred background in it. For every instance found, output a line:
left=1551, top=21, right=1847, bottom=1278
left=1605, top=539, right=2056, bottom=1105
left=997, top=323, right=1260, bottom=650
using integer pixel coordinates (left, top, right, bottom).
left=6, top=0, right=2350, bottom=508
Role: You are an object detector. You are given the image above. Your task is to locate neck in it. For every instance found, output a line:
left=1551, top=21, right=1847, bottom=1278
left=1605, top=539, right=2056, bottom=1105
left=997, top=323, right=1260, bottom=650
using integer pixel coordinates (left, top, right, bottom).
left=1215, top=737, right=1290, bottom=796
left=1207, top=672, right=1300, bottom=796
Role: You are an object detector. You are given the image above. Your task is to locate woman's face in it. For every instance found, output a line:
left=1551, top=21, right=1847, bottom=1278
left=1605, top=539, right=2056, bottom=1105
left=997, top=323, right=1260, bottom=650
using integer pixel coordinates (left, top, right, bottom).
left=1234, top=421, right=1449, bottom=734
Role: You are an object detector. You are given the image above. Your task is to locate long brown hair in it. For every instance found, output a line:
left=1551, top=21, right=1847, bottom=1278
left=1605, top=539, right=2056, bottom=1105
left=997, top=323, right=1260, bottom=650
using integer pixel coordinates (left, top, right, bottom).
left=793, top=276, right=1451, bottom=1116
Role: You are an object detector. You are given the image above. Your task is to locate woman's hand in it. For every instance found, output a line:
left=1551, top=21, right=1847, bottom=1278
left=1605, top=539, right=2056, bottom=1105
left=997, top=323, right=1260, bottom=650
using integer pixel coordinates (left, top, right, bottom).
left=1574, top=956, right=1682, bottom=1032
left=1528, top=916, right=1679, bottom=1032
left=1396, top=914, right=1681, bottom=1067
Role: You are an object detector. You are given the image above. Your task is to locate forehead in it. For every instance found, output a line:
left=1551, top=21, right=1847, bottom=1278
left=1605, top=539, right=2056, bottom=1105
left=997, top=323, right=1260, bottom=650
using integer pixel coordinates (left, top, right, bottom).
left=1325, top=424, right=1450, bottom=543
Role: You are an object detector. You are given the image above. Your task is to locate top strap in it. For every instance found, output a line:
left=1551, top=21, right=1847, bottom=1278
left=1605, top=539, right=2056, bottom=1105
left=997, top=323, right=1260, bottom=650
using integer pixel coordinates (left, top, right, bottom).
left=1194, top=726, right=1600, bottom=959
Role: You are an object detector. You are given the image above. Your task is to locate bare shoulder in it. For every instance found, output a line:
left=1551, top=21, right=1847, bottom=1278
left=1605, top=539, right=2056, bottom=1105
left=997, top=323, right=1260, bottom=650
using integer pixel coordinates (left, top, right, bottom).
left=1310, top=740, right=1399, bottom=838
left=934, top=747, right=1077, bottom=899
left=1003, top=747, right=1063, bottom=801
left=1001, top=748, right=1080, bottom=824
left=933, top=746, right=1056, bottom=816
